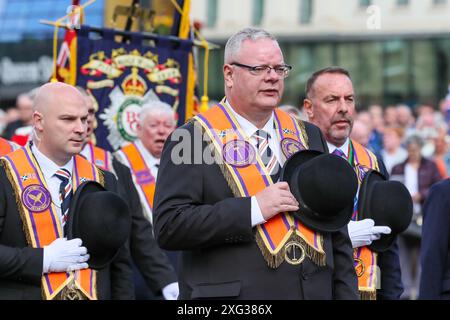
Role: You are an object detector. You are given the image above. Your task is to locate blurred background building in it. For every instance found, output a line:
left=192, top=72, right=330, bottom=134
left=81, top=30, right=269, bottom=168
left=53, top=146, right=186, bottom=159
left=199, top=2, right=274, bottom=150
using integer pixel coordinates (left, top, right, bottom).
left=191, top=0, right=450, bottom=108
left=1, top=0, right=450, bottom=109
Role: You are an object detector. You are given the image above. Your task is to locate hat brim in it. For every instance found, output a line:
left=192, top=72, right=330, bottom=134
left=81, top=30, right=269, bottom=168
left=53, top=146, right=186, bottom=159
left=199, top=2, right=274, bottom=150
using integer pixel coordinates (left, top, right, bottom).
left=281, top=150, right=354, bottom=233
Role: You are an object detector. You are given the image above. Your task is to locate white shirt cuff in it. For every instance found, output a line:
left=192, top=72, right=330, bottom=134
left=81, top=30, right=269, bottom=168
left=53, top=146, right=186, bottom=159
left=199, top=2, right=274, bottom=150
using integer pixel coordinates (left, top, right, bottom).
left=251, top=196, right=266, bottom=227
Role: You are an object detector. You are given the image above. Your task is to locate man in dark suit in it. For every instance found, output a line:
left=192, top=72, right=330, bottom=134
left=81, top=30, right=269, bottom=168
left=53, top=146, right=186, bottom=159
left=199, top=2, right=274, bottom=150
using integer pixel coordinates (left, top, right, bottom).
left=153, top=28, right=358, bottom=300
left=303, top=66, right=403, bottom=300
left=77, top=87, right=178, bottom=300
left=0, top=82, right=134, bottom=300
left=419, top=179, right=450, bottom=299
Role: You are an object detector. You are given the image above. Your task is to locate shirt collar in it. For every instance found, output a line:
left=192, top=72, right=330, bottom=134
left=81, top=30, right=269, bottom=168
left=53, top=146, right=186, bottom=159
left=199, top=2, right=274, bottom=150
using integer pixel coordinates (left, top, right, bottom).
left=327, top=138, right=350, bottom=158
left=224, top=100, right=276, bottom=139
left=135, top=139, right=159, bottom=167
left=80, top=143, right=91, bottom=162
left=31, top=144, right=74, bottom=181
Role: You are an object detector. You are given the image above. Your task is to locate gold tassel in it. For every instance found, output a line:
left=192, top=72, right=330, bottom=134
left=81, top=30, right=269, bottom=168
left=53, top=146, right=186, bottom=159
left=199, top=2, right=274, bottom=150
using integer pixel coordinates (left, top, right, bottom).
left=255, top=231, right=285, bottom=268
left=359, top=289, right=377, bottom=300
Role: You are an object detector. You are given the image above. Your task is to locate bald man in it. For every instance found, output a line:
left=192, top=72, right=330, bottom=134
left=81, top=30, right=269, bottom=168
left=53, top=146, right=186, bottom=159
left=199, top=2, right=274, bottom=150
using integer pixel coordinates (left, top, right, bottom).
left=0, top=82, right=134, bottom=300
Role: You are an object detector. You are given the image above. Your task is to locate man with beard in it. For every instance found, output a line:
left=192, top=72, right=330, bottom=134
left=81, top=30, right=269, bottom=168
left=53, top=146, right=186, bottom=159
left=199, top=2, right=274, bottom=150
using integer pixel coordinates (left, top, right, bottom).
left=303, top=67, right=402, bottom=300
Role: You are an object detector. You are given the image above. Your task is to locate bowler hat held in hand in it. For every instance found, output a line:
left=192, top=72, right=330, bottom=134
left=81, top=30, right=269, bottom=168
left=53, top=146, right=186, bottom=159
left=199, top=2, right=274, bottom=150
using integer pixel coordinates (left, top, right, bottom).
left=65, top=181, right=131, bottom=269
left=281, top=150, right=358, bottom=232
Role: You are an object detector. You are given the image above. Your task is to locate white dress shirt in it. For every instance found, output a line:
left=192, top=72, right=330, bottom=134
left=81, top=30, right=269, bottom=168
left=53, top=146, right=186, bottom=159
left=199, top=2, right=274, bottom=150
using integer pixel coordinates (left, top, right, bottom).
left=80, top=143, right=92, bottom=162
left=31, top=144, right=73, bottom=226
left=225, top=101, right=282, bottom=227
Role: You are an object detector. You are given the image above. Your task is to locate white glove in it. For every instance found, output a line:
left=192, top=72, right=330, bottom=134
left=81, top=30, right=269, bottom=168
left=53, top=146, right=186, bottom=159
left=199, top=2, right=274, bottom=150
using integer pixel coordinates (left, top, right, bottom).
left=43, top=238, right=90, bottom=273
left=162, top=282, right=179, bottom=300
left=347, top=219, right=392, bottom=248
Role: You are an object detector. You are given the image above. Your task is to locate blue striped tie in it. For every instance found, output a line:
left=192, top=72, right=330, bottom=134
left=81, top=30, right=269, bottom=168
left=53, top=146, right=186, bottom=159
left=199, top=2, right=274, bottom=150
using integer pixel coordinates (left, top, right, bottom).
left=54, top=168, right=72, bottom=231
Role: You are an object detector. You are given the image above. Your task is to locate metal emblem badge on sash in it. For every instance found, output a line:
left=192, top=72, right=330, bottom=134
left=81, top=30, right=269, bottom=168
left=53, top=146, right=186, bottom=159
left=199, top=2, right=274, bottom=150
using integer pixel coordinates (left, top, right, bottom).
left=222, top=140, right=256, bottom=167
left=281, top=137, right=305, bottom=159
left=284, top=241, right=306, bottom=265
left=22, top=185, right=51, bottom=212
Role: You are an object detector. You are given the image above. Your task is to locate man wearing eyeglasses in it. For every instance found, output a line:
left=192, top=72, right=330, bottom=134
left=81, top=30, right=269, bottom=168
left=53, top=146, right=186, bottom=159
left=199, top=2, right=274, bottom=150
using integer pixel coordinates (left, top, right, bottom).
left=153, top=28, right=358, bottom=299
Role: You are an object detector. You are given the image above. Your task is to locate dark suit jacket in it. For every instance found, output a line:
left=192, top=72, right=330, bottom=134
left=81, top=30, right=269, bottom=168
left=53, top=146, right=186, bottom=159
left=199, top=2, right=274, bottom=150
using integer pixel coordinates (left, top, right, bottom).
left=0, top=161, right=134, bottom=300
left=154, top=120, right=358, bottom=300
left=112, top=158, right=177, bottom=295
left=419, top=179, right=450, bottom=299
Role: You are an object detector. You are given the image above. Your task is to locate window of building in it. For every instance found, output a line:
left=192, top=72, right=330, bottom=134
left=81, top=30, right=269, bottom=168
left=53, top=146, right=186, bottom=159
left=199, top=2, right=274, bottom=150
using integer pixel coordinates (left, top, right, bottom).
left=359, top=0, right=372, bottom=7
left=252, top=0, right=264, bottom=26
left=433, top=0, right=447, bottom=5
left=299, top=0, right=313, bottom=24
left=397, top=0, right=409, bottom=6
left=206, top=0, right=218, bottom=28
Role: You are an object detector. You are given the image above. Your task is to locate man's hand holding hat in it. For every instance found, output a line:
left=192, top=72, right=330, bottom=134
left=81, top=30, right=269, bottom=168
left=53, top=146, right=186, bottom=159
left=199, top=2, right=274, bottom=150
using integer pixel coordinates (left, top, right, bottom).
left=255, top=182, right=299, bottom=221
left=348, top=219, right=392, bottom=248
left=43, top=238, right=90, bottom=273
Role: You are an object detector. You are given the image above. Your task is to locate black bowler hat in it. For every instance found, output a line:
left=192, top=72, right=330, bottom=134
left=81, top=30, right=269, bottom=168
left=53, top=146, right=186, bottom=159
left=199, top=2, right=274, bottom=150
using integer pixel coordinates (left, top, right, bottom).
left=358, top=170, right=413, bottom=252
left=66, top=181, right=131, bottom=269
left=280, top=150, right=358, bottom=232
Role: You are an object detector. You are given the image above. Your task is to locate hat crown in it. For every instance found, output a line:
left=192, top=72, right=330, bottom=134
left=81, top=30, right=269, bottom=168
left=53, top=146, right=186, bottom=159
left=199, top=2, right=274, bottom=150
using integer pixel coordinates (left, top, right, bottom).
left=296, top=155, right=357, bottom=218
left=67, top=181, right=131, bottom=269
left=281, top=149, right=358, bottom=232
left=358, top=170, right=413, bottom=252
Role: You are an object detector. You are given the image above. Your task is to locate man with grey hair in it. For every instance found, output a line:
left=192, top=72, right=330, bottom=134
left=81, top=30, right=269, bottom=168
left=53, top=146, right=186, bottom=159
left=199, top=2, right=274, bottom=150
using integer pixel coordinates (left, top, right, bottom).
left=77, top=89, right=179, bottom=300
left=153, top=28, right=358, bottom=299
left=115, top=100, right=179, bottom=299
left=115, top=100, right=177, bottom=224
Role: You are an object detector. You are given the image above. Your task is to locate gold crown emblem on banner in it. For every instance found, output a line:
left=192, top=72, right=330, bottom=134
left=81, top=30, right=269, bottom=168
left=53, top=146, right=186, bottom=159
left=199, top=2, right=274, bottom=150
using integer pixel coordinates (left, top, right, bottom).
left=121, top=67, right=147, bottom=97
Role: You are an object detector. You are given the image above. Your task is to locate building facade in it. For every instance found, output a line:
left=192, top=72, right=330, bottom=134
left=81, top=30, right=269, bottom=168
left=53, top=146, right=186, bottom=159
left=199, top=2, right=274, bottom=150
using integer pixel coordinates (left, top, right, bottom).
left=192, top=0, right=450, bottom=108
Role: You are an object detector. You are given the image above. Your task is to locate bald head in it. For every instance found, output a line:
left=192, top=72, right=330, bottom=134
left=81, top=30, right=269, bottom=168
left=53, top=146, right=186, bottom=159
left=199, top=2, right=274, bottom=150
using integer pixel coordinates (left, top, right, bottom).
left=33, top=82, right=86, bottom=115
left=32, top=82, right=89, bottom=166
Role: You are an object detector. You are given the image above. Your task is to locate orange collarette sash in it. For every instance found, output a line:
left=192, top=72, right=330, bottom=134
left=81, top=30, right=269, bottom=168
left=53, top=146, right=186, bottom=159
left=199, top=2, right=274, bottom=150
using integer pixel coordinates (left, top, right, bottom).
left=0, top=137, right=18, bottom=156
left=194, top=103, right=325, bottom=268
left=1, top=145, right=103, bottom=300
left=351, top=140, right=380, bottom=300
left=85, top=142, right=113, bottom=172
left=115, top=143, right=155, bottom=223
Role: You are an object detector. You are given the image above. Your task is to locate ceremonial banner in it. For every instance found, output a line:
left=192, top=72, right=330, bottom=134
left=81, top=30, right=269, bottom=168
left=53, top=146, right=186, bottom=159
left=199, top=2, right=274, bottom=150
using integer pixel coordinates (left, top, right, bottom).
left=75, top=26, right=193, bottom=151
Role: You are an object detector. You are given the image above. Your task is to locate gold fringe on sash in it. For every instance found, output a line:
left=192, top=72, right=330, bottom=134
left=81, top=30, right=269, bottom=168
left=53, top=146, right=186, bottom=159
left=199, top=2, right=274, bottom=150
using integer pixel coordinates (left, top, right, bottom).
left=359, top=289, right=377, bottom=300
left=0, top=159, right=34, bottom=248
left=255, top=230, right=326, bottom=268
left=292, top=232, right=326, bottom=267
left=193, top=115, right=325, bottom=268
left=255, top=232, right=285, bottom=268
left=294, top=119, right=309, bottom=148
left=98, top=168, right=105, bottom=188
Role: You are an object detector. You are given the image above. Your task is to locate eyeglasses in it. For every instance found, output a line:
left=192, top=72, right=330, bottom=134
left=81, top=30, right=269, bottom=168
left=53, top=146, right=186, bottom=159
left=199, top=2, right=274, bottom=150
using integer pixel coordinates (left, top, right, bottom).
left=231, top=62, right=292, bottom=78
